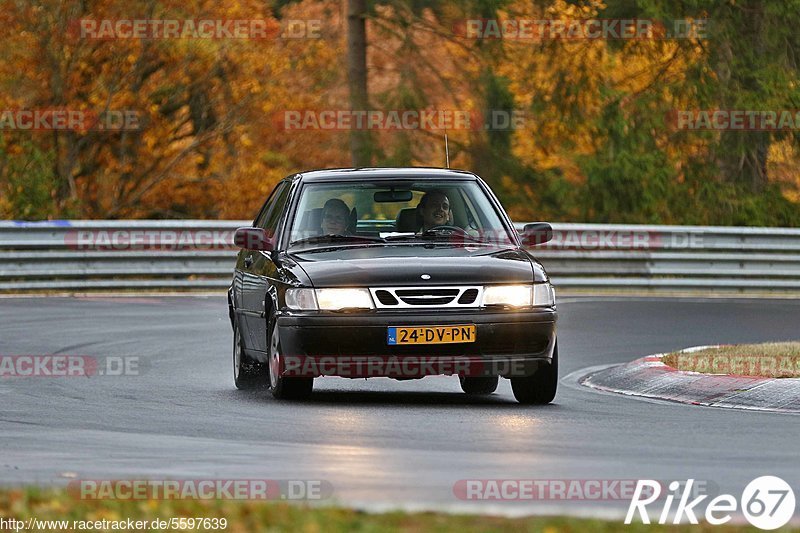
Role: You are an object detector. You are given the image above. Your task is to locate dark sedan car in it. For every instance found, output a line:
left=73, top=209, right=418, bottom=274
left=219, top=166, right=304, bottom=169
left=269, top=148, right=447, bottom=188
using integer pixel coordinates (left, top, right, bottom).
left=228, top=168, right=557, bottom=404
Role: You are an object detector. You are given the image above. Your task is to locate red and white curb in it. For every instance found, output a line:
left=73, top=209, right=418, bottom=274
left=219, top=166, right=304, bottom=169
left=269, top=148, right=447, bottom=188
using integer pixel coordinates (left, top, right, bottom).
left=579, top=346, right=800, bottom=414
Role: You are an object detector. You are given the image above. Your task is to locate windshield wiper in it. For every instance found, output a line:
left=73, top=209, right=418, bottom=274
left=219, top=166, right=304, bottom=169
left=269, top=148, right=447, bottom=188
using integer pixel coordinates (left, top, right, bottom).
left=289, top=234, right=385, bottom=247
left=383, top=232, right=418, bottom=241
left=384, top=228, right=482, bottom=243
left=423, top=228, right=482, bottom=242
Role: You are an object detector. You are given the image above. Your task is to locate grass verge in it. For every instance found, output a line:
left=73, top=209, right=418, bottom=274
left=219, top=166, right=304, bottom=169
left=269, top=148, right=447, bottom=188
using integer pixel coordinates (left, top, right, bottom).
left=0, top=487, right=763, bottom=532
left=662, top=342, right=800, bottom=378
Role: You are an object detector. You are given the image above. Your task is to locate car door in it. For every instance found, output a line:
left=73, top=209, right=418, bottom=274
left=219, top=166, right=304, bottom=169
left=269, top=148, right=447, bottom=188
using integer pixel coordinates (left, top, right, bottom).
left=232, top=197, right=270, bottom=332
left=240, top=180, right=292, bottom=356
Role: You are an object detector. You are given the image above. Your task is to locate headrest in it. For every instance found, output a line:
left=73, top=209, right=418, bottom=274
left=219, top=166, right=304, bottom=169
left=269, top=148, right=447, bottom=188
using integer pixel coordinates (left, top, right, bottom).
left=298, top=208, right=323, bottom=232
left=395, top=208, right=419, bottom=232
left=349, top=207, right=357, bottom=233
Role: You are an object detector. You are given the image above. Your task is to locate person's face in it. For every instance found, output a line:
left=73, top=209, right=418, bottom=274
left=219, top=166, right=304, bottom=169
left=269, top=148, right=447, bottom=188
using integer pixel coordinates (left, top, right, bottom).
left=321, top=205, right=349, bottom=234
left=421, top=193, right=450, bottom=229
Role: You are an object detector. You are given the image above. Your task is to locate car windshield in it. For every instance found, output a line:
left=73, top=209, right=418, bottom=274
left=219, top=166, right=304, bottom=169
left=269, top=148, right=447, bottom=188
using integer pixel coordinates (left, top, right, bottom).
left=287, top=179, right=516, bottom=248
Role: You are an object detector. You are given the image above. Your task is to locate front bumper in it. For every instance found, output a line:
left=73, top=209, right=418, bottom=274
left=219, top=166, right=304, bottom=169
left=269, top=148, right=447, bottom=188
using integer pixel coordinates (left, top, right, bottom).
left=275, top=308, right=556, bottom=378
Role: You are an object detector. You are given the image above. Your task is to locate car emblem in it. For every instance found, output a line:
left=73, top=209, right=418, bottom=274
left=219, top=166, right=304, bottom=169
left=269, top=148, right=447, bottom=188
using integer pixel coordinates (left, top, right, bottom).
left=420, top=274, right=431, bottom=280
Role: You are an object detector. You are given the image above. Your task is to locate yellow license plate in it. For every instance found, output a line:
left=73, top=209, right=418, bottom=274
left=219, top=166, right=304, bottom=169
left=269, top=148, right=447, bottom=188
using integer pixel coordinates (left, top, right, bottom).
left=387, top=325, right=476, bottom=345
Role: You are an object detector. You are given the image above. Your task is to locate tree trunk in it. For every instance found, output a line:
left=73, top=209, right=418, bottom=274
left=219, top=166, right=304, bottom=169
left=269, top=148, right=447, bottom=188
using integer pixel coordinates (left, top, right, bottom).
left=716, top=0, right=769, bottom=192
left=718, top=130, right=769, bottom=192
left=347, top=0, right=371, bottom=167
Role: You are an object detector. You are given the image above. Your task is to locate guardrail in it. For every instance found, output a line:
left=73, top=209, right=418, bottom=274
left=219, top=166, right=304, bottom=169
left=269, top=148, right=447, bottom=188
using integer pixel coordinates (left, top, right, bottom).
left=2, top=220, right=800, bottom=292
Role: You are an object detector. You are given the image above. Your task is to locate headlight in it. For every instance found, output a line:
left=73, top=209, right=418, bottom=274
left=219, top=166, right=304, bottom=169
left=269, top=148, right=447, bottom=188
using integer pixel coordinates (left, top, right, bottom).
left=285, top=288, right=374, bottom=311
left=285, top=288, right=318, bottom=310
left=316, top=288, right=374, bottom=310
left=482, top=285, right=532, bottom=307
left=481, top=283, right=555, bottom=307
left=532, top=283, right=555, bottom=307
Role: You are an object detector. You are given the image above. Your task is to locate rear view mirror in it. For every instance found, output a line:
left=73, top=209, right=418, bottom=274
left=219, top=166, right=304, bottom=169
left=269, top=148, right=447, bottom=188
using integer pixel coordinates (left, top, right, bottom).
left=234, top=227, right=273, bottom=251
left=520, top=222, right=553, bottom=246
left=374, top=190, right=413, bottom=203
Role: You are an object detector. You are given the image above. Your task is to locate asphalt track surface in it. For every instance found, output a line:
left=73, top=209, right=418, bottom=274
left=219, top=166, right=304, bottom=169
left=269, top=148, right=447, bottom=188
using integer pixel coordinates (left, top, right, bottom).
left=1, top=295, right=800, bottom=518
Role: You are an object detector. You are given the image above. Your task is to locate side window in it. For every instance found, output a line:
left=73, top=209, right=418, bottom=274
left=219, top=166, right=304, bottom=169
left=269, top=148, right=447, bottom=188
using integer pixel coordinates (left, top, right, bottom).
left=254, top=182, right=287, bottom=228
left=458, top=188, right=481, bottom=230
left=258, top=181, right=292, bottom=238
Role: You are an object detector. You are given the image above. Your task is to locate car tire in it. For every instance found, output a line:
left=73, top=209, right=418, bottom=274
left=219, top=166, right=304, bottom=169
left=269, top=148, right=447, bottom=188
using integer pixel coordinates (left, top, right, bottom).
left=459, top=376, right=499, bottom=395
left=268, top=314, right=313, bottom=400
left=510, top=342, right=558, bottom=405
left=233, top=318, right=267, bottom=390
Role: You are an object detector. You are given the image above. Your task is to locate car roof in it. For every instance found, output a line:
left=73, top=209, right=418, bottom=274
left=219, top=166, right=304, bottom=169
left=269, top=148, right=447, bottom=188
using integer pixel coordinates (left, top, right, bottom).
left=293, top=167, right=479, bottom=183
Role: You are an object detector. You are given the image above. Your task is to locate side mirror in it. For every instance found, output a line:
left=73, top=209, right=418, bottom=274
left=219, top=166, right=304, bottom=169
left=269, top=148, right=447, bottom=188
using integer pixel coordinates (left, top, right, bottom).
left=234, top=227, right=273, bottom=251
left=520, top=222, right=553, bottom=246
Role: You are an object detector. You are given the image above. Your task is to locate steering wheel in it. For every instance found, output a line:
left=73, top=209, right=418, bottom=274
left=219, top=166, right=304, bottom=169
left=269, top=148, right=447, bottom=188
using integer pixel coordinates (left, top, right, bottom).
left=426, top=225, right=469, bottom=236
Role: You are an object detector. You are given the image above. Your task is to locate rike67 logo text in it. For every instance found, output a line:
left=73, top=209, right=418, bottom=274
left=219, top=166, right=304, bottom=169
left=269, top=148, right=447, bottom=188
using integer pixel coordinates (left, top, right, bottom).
left=626, top=477, right=795, bottom=530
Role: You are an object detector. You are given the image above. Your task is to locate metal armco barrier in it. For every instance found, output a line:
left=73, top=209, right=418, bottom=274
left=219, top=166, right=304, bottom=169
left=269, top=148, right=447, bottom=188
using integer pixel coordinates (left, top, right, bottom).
left=2, top=220, right=800, bottom=292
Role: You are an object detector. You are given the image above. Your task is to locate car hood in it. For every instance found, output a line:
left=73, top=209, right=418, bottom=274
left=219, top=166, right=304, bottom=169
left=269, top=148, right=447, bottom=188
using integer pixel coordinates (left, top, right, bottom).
left=287, top=244, right=547, bottom=287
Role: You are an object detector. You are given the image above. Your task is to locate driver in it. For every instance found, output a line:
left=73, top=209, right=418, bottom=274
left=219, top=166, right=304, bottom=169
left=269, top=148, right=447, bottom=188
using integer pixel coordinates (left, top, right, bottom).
left=320, top=198, right=351, bottom=235
left=417, top=190, right=453, bottom=232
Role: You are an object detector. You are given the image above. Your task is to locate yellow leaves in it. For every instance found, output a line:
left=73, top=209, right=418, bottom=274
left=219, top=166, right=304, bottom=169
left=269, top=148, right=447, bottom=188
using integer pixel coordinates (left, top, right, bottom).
left=86, top=508, right=121, bottom=522
left=545, top=0, right=604, bottom=19
left=1, top=0, right=723, bottom=220
left=768, top=139, right=800, bottom=203
left=0, top=195, right=12, bottom=217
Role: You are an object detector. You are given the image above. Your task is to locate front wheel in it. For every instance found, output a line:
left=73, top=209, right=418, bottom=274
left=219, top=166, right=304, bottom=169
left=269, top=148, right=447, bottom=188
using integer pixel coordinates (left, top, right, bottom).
left=510, top=342, right=558, bottom=405
left=459, top=376, right=499, bottom=395
left=268, top=315, right=313, bottom=400
left=233, top=318, right=267, bottom=389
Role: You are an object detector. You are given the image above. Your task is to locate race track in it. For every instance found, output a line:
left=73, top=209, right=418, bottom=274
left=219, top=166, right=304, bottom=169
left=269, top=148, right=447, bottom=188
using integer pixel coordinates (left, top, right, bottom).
left=1, top=295, right=799, bottom=518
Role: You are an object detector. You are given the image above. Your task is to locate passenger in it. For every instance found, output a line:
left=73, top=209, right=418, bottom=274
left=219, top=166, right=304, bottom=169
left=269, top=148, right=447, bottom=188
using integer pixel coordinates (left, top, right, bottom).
left=320, top=198, right=351, bottom=235
left=417, top=190, right=453, bottom=232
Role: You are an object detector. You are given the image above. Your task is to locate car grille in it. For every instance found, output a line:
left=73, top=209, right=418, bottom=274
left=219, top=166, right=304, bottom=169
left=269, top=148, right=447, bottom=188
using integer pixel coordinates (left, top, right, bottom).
left=369, top=286, right=483, bottom=308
